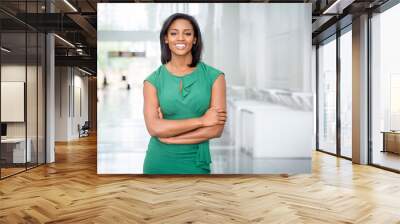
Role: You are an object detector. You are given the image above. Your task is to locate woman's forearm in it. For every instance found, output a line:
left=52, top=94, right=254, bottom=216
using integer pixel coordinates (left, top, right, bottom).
left=159, top=137, right=208, bottom=145
left=173, top=125, right=224, bottom=140
left=146, top=108, right=226, bottom=138
left=158, top=125, right=224, bottom=144
left=148, top=117, right=203, bottom=138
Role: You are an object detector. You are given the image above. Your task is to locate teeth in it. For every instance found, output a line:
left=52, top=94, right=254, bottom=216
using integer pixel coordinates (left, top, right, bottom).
left=175, top=44, right=186, bottom=49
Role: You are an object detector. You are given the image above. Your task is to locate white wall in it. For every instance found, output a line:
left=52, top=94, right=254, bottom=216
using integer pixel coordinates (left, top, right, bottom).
left=55, top=66, right=69, bottom=141
left=55, top=67, right=89, bottom=141
left=72, top=73, right=89, bottom=138
left=1, top=65, right=26, bottom=81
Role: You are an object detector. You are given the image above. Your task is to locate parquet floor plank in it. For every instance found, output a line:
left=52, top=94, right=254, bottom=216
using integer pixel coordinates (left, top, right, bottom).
left=1, top=135, right=400, bottom=223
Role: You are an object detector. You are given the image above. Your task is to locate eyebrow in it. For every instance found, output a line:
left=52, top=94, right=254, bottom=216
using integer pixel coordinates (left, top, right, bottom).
left=169, top=29, right=193, bottom=31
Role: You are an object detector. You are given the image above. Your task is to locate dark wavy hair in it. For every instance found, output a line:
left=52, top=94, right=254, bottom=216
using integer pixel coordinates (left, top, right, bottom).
left=160, top=13, right=203, bottom=67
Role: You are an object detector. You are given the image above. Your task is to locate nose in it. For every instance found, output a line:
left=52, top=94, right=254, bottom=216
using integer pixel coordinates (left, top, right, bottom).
left=178, top=33, right=184, bottom=40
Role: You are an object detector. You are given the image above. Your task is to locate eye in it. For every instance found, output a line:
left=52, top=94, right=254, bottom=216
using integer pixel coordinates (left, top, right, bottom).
left=170, top=32, right=177, bottom=36
left=185, top=32, right=192, bottom=36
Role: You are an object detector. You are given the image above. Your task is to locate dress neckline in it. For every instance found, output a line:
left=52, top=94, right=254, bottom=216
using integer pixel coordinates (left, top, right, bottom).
left=163, top=62, right=201, bottom=78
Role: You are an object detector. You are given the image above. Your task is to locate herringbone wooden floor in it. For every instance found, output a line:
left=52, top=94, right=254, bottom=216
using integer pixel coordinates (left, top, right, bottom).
left=1, top=135, right=400, bottom=224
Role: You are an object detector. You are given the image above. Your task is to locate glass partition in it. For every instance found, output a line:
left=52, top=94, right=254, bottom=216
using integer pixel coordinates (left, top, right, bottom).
left=26, top=0, right=43, bottom=169
left=0, top=1, right=46, bottom=179
left=1, top=30, right=28, bottom=177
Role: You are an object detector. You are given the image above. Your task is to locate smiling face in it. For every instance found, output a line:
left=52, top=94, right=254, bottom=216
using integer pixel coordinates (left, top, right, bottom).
left=164, top=18, right=197, bottom=57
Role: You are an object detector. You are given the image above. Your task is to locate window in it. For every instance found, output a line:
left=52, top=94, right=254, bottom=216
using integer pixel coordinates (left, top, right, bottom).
left=371, top=3, right=400, bottom=171
left=318, top=36, right=337, bottom=154
left=340, top=28, right=352, bottom=158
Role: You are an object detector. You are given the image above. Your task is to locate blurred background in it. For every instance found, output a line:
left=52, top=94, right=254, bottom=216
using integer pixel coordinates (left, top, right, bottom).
left=97, top=3, right=313, bottom=174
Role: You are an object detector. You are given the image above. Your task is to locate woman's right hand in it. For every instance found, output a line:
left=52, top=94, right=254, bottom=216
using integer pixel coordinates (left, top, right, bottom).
left=201, top=107, right=227, bottom=127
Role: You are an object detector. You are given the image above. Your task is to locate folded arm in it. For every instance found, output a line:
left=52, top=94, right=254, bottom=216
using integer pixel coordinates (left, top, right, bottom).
left=158, top=126, right=223, bottom=144
left=159, top=75, right=226, bottom=144
left=143, top=81, right=226, bottom=138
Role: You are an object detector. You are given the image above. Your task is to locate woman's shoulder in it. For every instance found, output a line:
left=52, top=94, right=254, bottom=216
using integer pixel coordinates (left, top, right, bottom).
left=148, top=64, right=167, bottom=79
left=197, top=61, right=223, bottom=75
left=144, top=65, right=164, bottom=87
left=197, top=61, right=224, bottom=85
left=150, top=64, right=165, bottom=77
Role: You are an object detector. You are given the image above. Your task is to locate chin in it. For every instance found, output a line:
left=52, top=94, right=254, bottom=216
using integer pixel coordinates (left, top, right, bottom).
left=171, top=50, right=191, bottom=56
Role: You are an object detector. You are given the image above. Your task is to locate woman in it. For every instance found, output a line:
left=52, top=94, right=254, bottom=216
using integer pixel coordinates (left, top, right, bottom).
left=142, top=13, right=227, bottom=174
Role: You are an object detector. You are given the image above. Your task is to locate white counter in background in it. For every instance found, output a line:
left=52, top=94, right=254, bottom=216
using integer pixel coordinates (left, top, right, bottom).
left=227, top=99, right=265, bottom=147
left=227, top=99, right=313, bottom=159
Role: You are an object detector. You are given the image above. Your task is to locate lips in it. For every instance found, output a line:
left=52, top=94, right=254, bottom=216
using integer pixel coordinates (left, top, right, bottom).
left=175, top=44, right=186, bottom=50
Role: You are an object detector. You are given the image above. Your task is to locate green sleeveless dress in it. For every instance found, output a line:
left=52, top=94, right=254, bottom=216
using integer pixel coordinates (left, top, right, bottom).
left=143, top=61, right=224, bottom=174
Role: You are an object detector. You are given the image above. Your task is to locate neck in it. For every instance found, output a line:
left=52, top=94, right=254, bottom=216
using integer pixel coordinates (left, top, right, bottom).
left=169, top=54, right=193, bottom=68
